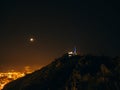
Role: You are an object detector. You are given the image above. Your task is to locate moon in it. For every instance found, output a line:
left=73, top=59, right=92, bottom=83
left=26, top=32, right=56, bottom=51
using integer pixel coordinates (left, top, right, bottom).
left=30, top=38, right=34, bottom=42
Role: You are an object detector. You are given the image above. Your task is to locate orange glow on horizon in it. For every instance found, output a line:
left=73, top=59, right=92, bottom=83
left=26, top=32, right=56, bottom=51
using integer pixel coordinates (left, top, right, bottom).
left=0, top=66, right=41, bottom=90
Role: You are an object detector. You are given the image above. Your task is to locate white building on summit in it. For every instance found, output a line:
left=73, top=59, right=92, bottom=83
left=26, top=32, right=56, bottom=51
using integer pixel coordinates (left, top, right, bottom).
left=68, top=47, right=77, bottom=57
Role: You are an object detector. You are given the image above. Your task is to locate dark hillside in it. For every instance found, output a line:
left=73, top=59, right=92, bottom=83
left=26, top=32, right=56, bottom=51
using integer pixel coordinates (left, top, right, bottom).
left=3, top=55, right=120, bottom=90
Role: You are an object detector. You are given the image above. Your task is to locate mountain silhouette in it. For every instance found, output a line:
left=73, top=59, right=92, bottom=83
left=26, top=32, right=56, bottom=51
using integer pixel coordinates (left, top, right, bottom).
left=3, top=54, right=120, bottom=90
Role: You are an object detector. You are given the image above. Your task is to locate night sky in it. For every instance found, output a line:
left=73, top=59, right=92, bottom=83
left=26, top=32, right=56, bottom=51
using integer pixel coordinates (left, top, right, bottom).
left=0, top=1, right=120, bottom=71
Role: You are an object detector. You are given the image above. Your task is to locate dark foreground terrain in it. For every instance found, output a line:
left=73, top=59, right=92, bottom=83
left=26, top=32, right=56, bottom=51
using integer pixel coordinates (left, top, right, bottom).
left=3, top=54, right=120, bottom=90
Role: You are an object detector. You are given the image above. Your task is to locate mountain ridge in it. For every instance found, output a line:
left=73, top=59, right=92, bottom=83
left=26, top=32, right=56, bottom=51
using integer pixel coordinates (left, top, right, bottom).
left=3, top=54, right=120, bottom=90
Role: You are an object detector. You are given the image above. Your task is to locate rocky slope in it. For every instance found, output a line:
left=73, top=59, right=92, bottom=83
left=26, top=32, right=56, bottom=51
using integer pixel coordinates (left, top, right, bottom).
left=3, top=54, right=120, bottom=90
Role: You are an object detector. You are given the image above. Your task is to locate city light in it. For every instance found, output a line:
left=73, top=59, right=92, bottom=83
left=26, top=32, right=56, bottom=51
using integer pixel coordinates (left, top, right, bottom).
left=0, top=66, right=35, bottom=90
left=0, top=71, right=25, bottom=90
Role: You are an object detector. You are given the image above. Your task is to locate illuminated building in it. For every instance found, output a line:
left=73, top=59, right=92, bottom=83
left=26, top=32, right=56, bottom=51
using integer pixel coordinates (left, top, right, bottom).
left=68, top=47, right=77, bottom=57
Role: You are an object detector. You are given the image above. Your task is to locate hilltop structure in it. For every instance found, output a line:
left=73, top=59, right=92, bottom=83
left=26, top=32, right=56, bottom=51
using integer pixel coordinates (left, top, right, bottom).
left=68, top=47, right=77, bottom=57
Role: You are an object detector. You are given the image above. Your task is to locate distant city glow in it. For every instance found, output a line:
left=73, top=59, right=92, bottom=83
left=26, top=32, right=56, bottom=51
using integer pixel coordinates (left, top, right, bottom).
left=0, top=66, right=39, bottom=90
left=0, top=71, right=25, bottom=90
